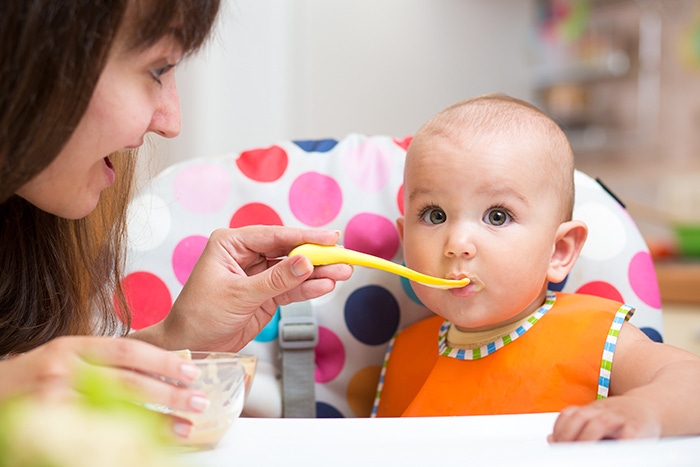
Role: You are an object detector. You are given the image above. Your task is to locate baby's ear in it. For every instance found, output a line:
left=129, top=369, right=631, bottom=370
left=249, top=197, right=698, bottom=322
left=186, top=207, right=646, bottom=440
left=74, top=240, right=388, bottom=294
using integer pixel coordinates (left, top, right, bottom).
left=396, top=217, right=405, bottom=243
left=547, top=220, right=588, bottom=283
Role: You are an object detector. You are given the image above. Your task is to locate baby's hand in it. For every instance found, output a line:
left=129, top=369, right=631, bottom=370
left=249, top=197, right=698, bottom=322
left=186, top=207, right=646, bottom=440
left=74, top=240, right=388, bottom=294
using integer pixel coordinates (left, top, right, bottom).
left=548, top=396, right=662, bottom=442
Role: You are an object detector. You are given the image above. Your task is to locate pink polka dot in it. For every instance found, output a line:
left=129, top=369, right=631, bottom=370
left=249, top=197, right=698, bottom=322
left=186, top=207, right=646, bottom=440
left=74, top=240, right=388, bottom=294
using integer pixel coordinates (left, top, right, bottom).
left=119, top=272, right=172, bottom=330
left=393, top=136, right=412, bottom=151
left=229, top=203, right=283, bottom=228
left=344, top=140, right=392, bottom=193
left=172, top=235, right=208, bottom=285
left=576, top=281, right=624, bottom=303
left=397, top=184, right=404, bottom=216
left=344, top=213, right=400, bottom=261
left=236, top=145, right=288, bottom=182
left=315, top=326, right=345, bottom=383
left=628, top=251, right=662, bottom=308
left=289, top=172, right=342, bottom=227
left=174, top=163, right=230, bottom=214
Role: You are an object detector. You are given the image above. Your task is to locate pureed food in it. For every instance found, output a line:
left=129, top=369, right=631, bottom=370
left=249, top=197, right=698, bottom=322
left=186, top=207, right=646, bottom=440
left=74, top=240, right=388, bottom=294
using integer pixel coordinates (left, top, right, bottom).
left=170, top=350, right=256, bottom=450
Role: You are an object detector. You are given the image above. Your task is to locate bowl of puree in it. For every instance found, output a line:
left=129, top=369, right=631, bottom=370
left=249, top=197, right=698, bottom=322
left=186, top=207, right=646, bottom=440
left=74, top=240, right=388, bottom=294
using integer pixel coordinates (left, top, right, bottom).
left=169, top=350, right=257, bottom=450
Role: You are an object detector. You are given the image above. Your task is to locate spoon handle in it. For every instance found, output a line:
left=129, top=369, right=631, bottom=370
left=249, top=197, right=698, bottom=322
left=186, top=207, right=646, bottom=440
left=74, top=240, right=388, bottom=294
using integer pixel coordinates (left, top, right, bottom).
left=288, top=244, right=469, bottom=289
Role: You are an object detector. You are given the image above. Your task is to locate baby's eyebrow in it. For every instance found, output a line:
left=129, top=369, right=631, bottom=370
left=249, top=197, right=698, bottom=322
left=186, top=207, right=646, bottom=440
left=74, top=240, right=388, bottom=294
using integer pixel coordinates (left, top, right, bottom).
left=407, top=188, right=435, bottom=203
left=407, top=185, right=530, bottom=209
left=482, top=186, right=530, bottom=207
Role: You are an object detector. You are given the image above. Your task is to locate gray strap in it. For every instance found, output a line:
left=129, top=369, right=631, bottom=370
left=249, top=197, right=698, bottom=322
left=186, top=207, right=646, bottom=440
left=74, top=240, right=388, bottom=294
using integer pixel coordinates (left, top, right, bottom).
left=278, top=301, right=317, bottom=418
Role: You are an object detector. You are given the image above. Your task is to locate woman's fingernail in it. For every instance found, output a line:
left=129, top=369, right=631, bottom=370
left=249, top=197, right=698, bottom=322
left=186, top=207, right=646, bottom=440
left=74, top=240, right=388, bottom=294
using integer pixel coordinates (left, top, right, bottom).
left=181, top=364, right=199, bottom=381
left=190, top=395, right=210, bottom=412
left=291, top=256, right=313, bottom=277
left=173, top=422, right=192, bottom=439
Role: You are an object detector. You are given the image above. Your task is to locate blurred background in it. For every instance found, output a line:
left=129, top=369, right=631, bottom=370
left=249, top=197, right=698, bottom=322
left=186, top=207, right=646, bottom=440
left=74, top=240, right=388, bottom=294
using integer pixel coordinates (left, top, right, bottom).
left=150, top=0, right=700, bottom=352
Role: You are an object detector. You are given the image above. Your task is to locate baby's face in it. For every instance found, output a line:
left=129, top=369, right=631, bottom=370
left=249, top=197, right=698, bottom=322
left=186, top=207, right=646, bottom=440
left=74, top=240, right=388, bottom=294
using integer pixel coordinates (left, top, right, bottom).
left=399, top=131, right=565, bottom=330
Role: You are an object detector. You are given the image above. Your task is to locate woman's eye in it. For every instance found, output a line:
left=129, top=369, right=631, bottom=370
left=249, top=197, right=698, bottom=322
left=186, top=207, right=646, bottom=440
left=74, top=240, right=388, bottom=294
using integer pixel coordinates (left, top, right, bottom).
left=150, top=64, right=175, bottom=84
left=421, top=208, right=447, bottom=225
left=484, top=208, right=511, bottom=226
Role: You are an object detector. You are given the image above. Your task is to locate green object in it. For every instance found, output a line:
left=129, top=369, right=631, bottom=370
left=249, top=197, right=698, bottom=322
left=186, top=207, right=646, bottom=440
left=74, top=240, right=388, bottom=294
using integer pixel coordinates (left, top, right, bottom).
left=0, top=367, right=178, bottom=467
left=560, top=0, right=589, bottom=41
left=674, top=224, right=700, bottom=256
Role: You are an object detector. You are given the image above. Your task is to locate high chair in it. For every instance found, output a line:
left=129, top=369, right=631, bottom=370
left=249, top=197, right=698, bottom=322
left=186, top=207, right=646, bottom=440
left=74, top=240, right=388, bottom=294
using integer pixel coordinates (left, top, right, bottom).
left=123, top=133, right=664, bottom=418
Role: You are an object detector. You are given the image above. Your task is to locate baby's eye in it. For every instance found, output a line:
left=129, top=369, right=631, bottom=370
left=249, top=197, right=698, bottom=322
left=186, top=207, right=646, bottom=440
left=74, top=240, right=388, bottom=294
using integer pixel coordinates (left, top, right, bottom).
left=484, top=208, right=511, bottom=226
left=421, top=207, right=447, bottom=225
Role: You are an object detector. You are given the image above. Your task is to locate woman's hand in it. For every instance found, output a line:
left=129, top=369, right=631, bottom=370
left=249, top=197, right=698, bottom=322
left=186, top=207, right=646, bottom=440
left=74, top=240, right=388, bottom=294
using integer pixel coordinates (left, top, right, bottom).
left=138, top=226, right=353, bottom=352
left=0, top=336, right=207, bottom=438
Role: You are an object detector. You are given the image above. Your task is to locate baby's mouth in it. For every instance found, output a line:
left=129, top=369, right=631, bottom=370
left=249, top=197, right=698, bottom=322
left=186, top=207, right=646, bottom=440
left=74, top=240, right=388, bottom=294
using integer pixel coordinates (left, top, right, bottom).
left=451, top=274, right=484, bottom=293
left=466, top=276, right=485, bottom=292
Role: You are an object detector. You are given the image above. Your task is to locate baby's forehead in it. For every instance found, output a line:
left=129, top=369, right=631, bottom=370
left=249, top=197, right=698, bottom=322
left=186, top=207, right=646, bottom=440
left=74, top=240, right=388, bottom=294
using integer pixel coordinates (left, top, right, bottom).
left=410, top=116, right=573, bottom=217
left=414, top=118, right=554, bottom=166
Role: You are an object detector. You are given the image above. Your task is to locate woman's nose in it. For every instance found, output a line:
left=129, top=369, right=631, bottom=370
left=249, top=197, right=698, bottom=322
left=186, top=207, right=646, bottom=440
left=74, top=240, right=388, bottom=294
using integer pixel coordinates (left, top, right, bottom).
left=149, top=78, right=181, bottom=138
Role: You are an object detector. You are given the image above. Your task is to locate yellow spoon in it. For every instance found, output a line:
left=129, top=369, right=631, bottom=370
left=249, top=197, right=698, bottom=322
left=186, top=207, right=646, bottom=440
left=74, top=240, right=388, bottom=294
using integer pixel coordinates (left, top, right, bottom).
left=289, top=243, right=470, bottom=290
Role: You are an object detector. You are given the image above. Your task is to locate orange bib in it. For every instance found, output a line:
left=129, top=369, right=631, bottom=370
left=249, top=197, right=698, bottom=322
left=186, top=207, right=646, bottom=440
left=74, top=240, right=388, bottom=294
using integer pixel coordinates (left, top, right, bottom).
left=374, top=293, right=632, bottom=417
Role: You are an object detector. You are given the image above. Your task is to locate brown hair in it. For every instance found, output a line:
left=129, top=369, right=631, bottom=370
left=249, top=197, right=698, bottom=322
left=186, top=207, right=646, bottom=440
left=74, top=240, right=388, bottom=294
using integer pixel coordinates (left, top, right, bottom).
left=0, top=0, right=220, bottom=355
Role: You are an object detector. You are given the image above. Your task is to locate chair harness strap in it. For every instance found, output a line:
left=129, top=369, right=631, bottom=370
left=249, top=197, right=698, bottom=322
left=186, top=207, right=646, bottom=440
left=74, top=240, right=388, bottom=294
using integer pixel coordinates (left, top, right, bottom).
left=278, top=301, right=317, bottom=417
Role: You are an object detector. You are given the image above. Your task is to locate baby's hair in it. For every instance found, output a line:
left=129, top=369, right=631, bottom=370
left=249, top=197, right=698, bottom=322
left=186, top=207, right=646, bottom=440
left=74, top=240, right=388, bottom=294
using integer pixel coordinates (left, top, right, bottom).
left=417, top=94, right=576, bottom=222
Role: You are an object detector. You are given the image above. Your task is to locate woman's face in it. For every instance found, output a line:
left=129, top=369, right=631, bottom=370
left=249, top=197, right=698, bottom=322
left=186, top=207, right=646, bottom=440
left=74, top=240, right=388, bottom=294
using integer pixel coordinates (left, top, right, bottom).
left=15, top=35, right=183, bottom=219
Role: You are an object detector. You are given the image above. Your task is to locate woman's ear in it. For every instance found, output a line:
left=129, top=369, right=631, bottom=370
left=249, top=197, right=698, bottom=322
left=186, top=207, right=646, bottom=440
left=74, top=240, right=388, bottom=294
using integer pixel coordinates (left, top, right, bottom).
left=396, top=217, right=405, bottom=243
left=547, top=220, right=588, bottom=284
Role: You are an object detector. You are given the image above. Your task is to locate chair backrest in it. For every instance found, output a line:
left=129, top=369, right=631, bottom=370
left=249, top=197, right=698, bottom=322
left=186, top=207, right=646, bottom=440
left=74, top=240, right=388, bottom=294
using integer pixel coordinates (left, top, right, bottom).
left=123, top=133, right=663, bottom=418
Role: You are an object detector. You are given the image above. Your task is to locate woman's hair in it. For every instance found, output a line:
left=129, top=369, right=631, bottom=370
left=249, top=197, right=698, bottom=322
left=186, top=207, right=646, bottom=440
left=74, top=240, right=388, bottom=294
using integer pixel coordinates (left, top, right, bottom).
left=0, top=0, right=220, bottom=355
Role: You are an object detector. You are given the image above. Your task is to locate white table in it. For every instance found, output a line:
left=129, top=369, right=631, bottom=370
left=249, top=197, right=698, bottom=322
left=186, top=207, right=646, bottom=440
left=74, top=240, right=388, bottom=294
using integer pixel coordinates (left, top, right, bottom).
left=181, top=413, right=700, bottom=466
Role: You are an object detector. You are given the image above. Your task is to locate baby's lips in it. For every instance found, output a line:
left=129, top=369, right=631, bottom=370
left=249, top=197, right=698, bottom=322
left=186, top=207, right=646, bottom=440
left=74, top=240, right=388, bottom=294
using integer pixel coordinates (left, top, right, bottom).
left=451, top=273, right=484, bottom=292
left=467, top=276, right=485, bottom=292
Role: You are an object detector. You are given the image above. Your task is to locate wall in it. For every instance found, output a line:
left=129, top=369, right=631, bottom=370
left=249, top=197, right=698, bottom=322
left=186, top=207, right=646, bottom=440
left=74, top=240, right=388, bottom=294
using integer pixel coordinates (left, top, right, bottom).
left=153, top=0, right=536, bottom=170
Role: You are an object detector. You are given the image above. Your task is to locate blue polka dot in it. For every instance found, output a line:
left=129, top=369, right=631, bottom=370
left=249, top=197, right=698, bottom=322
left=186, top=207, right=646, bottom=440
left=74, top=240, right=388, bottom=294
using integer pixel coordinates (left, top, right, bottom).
left=316, top=401, right=344, bottom=418
left=548, top=275, right=568, bottom=292
left=254, top=307, right=279, bottom=342
left=345, top=285, right=400, bottom=345
left=640, top=327, right=663, bottom=343
left=293, top=139, right=338, bottom=153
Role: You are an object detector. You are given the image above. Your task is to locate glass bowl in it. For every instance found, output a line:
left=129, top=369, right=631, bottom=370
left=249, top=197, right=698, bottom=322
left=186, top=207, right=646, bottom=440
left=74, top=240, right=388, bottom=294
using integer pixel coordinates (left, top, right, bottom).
left=152, top=351, right=257, bottom=450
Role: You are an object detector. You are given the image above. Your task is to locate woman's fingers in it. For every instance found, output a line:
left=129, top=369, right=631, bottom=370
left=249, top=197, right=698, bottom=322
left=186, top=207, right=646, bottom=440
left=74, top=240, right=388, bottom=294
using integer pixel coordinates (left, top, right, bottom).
left=212, top=226, right=341, bottom=266
left=75, top=338, right=212, bottom=414
left=86, top=363, right=209, bottom=415
left=14, top=336, right=207, bottom=415
left=74, top=337, right=199, bottom=386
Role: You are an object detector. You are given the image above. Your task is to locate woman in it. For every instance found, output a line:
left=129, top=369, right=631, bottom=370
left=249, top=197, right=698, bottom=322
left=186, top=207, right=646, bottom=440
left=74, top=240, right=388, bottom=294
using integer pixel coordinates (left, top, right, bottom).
left=0, top=1, right=351, bottom=438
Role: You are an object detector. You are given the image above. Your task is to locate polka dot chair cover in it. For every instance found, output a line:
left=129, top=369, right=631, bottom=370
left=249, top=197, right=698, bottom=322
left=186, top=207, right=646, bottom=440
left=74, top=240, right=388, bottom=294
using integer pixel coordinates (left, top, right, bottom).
left=123, top=133, right=663, bottom=418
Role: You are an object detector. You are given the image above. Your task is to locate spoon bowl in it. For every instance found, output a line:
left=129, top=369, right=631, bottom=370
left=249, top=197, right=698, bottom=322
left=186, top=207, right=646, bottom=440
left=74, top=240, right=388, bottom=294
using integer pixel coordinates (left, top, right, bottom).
left=289, top=244, right=469, bottom=289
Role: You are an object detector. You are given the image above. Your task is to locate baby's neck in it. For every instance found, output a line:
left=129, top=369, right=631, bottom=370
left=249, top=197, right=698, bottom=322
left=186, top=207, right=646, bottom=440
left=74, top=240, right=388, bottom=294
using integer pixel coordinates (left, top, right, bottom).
left=446, top=291, right=549, bottom=349
left=446, top=312, right=536, bottom=350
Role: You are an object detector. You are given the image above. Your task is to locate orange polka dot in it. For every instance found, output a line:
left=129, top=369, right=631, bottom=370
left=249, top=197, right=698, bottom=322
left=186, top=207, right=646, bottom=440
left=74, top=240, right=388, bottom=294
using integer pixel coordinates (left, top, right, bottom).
left=347, top=365, right=382, bottom=417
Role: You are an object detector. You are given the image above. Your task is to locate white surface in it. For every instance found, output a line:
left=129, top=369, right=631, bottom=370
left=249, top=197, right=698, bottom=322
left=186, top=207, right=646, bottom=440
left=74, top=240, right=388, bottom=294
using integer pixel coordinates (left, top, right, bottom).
left=181, top=413, right=700, bottom=466
left=162, top=0, right=536, bottom=167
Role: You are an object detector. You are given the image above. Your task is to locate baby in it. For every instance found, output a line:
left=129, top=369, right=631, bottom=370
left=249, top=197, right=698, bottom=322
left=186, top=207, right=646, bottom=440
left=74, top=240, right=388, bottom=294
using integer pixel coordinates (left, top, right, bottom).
left=372, top=94, right=700, bottom=442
